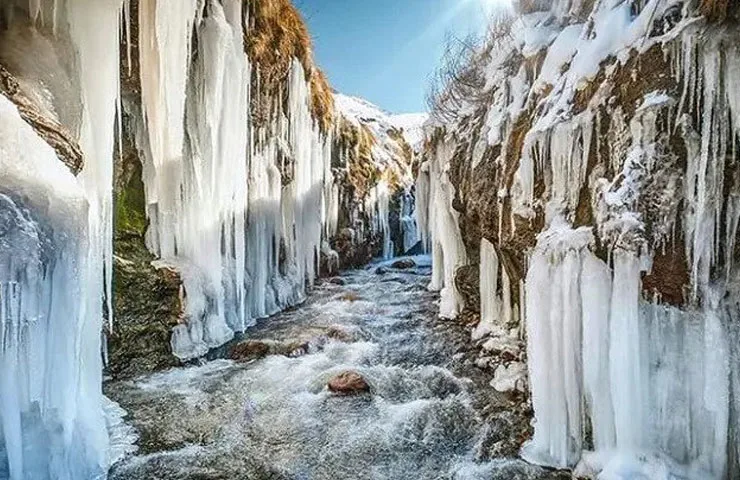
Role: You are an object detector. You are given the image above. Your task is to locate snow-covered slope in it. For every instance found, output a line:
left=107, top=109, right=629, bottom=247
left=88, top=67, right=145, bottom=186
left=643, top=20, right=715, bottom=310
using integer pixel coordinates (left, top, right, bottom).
left=389, top=113, right=428, bottom=151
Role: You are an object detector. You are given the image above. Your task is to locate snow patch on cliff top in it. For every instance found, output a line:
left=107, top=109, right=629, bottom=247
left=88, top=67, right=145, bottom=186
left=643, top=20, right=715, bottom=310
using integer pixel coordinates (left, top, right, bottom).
left=335, top=93, right=427, bottom=153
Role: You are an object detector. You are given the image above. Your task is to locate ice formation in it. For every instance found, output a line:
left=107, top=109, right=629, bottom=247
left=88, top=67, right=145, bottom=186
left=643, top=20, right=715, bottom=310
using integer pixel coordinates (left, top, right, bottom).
left=420, top=0, right=740, bottom=477
left=521, top=223, right=734, bottom=478
left=135, top=0, right=340, bottom=360
left=0, top=94, right=108, bottom=480
left=399, top=186, right=419, bottom=254
left=0, top=0, right=125, bottom=477
left=417, top=140, right=467, bottom=318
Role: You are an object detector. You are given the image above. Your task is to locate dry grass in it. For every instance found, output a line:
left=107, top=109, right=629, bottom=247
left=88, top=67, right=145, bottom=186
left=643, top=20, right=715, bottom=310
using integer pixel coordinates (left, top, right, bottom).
left=310, top=69, right=334, bottom=132
left=700, top=0, right=731, bottom=22
left=247, top=0, right=334, bottom=132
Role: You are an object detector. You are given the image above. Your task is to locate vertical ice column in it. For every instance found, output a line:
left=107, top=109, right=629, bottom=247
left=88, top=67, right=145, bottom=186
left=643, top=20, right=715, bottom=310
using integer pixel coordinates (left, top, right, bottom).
left=0, top=94, right=107, bottom=480
left=608, top=251, right=646, bottom=450
left=580, top=254, right=615, bottom=452
left=67, top=0, right=124, bottom=331
left=415, top=162, right=431, bottom=253
left=522, top=224, right=595, bottom=468
left=426, top=141, right=467, bottom=318
left=475, top=238, right=500, bottom=340
left=138, top=0, right=199, bottom=258
left=400, top=187, right=419, bottom=254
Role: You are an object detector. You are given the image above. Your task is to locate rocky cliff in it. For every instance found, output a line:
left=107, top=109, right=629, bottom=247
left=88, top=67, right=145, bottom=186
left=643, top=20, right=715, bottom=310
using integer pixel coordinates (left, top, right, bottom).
left=107, top=0, right=420, bottom=376
left=418, top=0, right=740, bottom=477
left=0, top=1, right=418, bottom=476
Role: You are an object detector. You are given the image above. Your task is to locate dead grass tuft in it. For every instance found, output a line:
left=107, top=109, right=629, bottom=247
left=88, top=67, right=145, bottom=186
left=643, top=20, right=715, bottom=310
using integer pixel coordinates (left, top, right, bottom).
left=699, top=0, right=731, bottom=22
left=247, top=0, right=334, bottom=132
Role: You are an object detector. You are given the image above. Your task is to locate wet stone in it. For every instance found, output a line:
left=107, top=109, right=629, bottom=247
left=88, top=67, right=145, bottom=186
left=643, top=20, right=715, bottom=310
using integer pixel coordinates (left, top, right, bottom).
left=390, top=258, right=416, bottom=269
left=327, top=371, right=370, bottom=395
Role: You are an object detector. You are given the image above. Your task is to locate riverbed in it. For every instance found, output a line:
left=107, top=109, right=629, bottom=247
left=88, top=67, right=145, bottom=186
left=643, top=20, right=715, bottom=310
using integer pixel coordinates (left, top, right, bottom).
left=106, top=257, right=566, bottom=480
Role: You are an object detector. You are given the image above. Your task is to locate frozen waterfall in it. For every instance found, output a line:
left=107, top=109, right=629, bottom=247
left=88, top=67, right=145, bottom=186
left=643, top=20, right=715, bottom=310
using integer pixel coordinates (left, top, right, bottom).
left=0, top=94, right=108, bottom=480
left=137, top=0, right=337, bottom=360
left=521, top=222, right=735, bottom=479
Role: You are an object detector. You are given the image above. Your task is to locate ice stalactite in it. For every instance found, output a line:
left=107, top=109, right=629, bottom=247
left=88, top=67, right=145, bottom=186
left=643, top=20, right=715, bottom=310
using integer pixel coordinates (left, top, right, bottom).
left=67, top=0, right=124, bottom=331
left=424, top=140, right=467, bottom=319
left=474, top=238, right=501, bottom=340
left=366, top=181, right=393, bottom=260
left=399, top=186, right=419, bottom=254
left=138, top=0, right=199, bottom=258
left=522, top=220, right=734, bottom=478
left=415, top=161, right=431, bottom=253
left=137, top=0, right=336, bottom=359
left=0, top=94, right=107, bottom=480
left=673, top=31, right=740, bottom=299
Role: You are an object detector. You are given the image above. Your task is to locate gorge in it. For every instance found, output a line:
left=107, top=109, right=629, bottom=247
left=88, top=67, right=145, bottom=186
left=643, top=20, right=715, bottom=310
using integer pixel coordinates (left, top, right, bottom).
left=1, top=0, right=740, bottom=479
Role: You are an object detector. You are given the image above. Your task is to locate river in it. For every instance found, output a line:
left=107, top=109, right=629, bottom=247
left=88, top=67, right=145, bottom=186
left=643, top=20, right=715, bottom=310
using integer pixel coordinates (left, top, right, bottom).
left=106, top=257, right=566, bottom=480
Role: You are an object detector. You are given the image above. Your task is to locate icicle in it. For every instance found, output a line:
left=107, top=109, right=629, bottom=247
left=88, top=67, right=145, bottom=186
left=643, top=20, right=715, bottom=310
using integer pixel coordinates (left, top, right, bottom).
left=475, top=238, right=500, bottom=340
left=0, top=93, right=108, bottom=480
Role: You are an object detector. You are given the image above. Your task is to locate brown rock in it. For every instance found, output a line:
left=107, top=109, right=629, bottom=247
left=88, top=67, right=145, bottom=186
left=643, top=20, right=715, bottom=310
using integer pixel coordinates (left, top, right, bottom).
left=325, top=325, right=356, bottom=343
left=230, top=340, right=271, bottom=362
left=327, top=371, right=370, bottom=395
left=391, top=258, right=416, bottom=269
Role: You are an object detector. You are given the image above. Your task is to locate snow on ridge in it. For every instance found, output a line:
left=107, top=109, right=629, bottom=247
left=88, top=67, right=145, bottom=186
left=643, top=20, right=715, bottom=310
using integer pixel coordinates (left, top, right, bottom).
left=335, top=93, right=428, bottom=150
left=389, top=112, right=429, bottom=150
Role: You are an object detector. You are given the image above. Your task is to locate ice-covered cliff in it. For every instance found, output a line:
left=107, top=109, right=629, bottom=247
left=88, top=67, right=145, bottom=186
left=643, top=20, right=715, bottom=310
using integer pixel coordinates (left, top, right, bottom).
left=417, top=0, right=740, bottom=478
left=0, top=0, right=418, bottom=477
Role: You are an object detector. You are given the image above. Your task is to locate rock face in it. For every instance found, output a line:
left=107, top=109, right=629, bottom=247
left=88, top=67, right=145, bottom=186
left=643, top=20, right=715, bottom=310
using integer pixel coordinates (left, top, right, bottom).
left=104, top=0, right=419, bottom=370
left=419, top=0, right=740, bottom=477
left=327, top=371, right=370, bottom=395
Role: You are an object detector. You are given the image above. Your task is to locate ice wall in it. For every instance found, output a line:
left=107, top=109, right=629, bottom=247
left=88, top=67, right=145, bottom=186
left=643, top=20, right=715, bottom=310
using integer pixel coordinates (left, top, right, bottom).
left=136, top=0, right=337, bottom=360
left=0, top=0, right=124, bottom=477
left=0, top=94, right=108, bottom=480
left=522, top=223, right=732, bottom=479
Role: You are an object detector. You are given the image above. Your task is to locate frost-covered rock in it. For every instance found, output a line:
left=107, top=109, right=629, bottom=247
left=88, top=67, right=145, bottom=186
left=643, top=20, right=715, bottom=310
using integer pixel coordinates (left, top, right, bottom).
left=420, top=0, right=740, bottom=477
left=491, top=362, right=527, bottom=394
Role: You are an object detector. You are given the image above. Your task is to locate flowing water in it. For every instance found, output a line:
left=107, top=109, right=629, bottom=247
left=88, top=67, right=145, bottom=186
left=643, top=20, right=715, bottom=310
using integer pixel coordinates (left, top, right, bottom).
left=106, top=257, right=564, bottom=480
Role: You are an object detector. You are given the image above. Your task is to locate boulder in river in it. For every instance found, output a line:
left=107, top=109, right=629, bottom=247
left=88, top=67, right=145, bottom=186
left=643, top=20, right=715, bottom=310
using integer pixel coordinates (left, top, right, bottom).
left=327, top=371, right=370, bottom=395
left=230, top=340, right=271, bottom=362
left=391, top=258, right=416, bottom=269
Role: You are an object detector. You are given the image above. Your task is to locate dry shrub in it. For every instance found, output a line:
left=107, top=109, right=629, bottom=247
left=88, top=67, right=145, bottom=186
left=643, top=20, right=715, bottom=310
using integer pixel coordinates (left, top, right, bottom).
left=426, top=12, right=514, bottom=125
left=247, top=0, right=333, bottom=132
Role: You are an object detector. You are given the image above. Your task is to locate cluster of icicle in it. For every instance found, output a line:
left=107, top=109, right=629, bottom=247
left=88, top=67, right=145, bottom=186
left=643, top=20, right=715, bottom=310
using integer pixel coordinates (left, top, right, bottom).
left=415, top=140, right=467, bottom=318
left=518, top=11, right=740, bottom=480
left=0, top=0, right=125, bottom=478
left=364, top=180, right=393, bottom=260
left=136, top=0, right=339, bottom=360
left=419, top=0, right=740, bottom=477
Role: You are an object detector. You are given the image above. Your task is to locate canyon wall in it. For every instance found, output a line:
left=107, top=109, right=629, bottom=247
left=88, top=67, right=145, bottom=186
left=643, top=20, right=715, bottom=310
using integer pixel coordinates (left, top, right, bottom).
left=0, top=0, right=418, bottom=477
left=418, top=0, right=740, bottom=478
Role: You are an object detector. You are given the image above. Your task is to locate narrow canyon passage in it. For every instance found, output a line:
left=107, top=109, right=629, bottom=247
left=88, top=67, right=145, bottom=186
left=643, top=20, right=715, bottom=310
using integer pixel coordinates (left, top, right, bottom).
left=3, top=1, right=740, bottom=479
left=105, top=258, right=562, bottom=480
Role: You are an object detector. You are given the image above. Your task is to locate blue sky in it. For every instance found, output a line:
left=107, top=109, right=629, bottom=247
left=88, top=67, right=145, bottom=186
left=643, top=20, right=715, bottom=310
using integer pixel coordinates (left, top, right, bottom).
left=296, top=0, right=506, bottom=114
